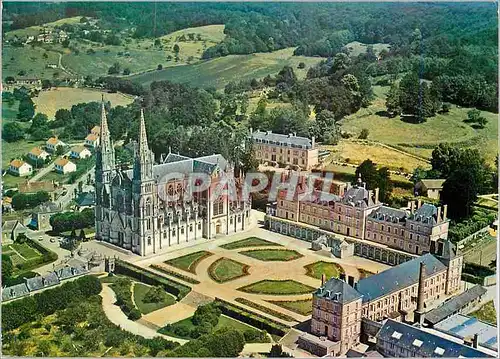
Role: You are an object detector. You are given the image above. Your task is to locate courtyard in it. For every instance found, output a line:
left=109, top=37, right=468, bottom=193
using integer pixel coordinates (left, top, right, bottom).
left=124, top=226, right=390, bottom=330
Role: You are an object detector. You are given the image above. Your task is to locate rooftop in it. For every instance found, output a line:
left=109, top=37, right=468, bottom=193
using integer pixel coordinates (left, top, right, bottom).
left=29, top=147, right=48, bottom=156
left=85, top=133, right=98, bottom=141
left=71, top=145, right=89, bottom=153
left=419, top=179, right=446, bottom=189
left=425, top=285, right=487, bottom=325
left=46, top=137, right=60, bottom=145
left=250, top=130, right=314, bottom=149
left=19, top=181, right=56, bottom=193
left=55, top=158, right=73, bottom=167
left=10, top=159, right=27, bottom=168
left=341, top=185, right=375, bottom=209
left=377, top=319, right=493, bottom=357
left=434, top=314, right=497, bottom=350
left=408, top=203, right=440, bottom=225
left=315, top=277, right=362, bottom=304
left=369, top=206, right=408, bottom=223
left=355, top=253, right=446, bottom=303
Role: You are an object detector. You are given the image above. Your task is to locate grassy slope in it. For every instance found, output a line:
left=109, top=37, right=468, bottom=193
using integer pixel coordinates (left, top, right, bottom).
left=133, top=283, right=176, bottom=314
left=340, top=85, right=498, bottom=164
left=129, top=48, right=325, bottom=89
left=267, top=299, right=313, bottom=316
left=3, top=46, right=61, bottom=80
left=165, top=251, right=212, bottom=273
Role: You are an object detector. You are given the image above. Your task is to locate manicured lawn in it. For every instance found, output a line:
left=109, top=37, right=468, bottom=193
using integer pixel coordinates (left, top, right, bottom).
left=235, top=298, right=296, bottom=322
left=133, top=283, right=176, bottom=314
left=238, top=279, right=316, bottom=295
left=469, top=301, right=497, bottom=325
left=221, top=237, right=281, bottom=250
left=165, top=250, right=213, bottom=274
left=240, top=249, right=303, bottom=262
left=267, top=298, right=313, bottom=316
left=304, top=261, right=344, bottom=280
left=208, top=258, right=249, bottom=283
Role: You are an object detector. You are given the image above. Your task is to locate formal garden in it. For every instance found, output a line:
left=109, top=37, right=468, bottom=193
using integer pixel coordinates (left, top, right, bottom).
left=239, top=249, right=303, bottom=262
left=267, top=299, right=313, bottom=316
left=164, top=250, right=213, bottom=274
left=238, top=279, right=315, bottom=295
left=220, top=237, right=281, bottom=250
left=304, top=261, right=344, bottom=280
left=208, top=258, right=250, bottom=283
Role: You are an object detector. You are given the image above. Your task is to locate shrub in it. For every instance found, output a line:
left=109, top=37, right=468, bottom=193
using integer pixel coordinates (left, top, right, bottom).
left=143, top=285, right=167, bottom=303
left=149, top=264, right=200, bottom=284
left=192, top=302, right=221, bottom=327
left=128, top=308, right=142, bottom=320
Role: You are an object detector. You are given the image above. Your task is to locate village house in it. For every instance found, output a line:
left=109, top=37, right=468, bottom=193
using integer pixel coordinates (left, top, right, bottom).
left=29, top=201, right=61, bottom=231
left=28, top=146, right=50, bottom=163
left=90, top=125, right=101, bottom=137
left=54, top=158, right=76, bottom=174
left=2, top=220, right=28, bottom=243
left=249, top=129, right=319, bottom=170
left=9, top=159, right=33, bottom=177
left=45, top=137, right=65, bottom=153
left=84, top=133, right=99, bottom=148
left=415, top=179, right=446, bottom=200
left=19, top=181, right=58, bottom=201
left=70, top=145, right=92, bottom=159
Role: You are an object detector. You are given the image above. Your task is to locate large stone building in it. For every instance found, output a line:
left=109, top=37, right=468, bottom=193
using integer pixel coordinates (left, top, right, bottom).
left=309, top=244, right=463, bottom=356
left=273, top=176, right=449, bottom=255
left=95, top=102, right=251, bottom=256
left=249, top=129, right=319, bottom=170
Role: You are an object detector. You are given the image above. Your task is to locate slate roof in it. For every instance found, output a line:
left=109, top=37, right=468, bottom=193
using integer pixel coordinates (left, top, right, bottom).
left=55, top=265, right=88, bottom=280
left=419, top=179, right=446, bottom=190
left=369, top=206, right=408, bottom=223
left=434, top=314, right=497, bottom=350
left=376, top=319, right=493, bottom=357
left=33, top=201, right=60, bottom=214
left=315, top=277, right=362, bottom=304
left=355, top=253, right=446, bottom=303
left=425, top=285, right=487, bottom=325
left=250, top=130, right=314, bottom=149
left=408, top=203, right=439, bottom=225
left=76, top=192, right=95, bottom=207
left=2, top=220, right=18, bottom=232
left=2, top=283, right=29, bottom=301
left=42, top=272, right=60, bottom=287
left=341, top=186, right=374, bottom=208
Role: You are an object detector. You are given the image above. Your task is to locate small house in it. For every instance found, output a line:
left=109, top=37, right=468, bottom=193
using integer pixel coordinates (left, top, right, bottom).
left=84, top=133, right=99, bottom=148
left=28, top=147, right=50, bottom=162
left=70, top=145, right=92, bottom=159
left=54, top=158, right=76, bottom=174
left=46, top=137, right=65, bottom=153
left=9, top=159, right=32, bottom=177
left=414, top=179, right=446, bottom=200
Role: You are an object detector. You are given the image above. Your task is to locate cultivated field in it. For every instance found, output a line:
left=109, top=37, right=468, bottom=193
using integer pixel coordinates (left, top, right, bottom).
left=340, top=85, right=499, bottom=164
left=344, top=41, right=390, bottom=57
left=130, top=47, right=325, bottom=89
left=32, top=87, right=135, bottom=119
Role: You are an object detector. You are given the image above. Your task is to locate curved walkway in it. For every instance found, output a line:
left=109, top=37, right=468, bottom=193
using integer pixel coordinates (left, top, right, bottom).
left=100, top=284, right=187, bottom=344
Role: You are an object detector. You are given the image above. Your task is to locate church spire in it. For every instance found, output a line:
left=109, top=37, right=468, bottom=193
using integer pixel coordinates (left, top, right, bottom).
left=96, top=96, right=115, bottom=179
left=100, top=94, right=110, bottom=140
left=138, top=108, right=149, bottom=154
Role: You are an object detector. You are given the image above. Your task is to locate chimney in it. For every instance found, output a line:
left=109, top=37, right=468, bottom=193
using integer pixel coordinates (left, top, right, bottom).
left=311, top=136, right=315, bottom=148
left=414, top=262, right=426, bottom=325
left=472, top=334, right=479, bottom=349
left=368, top=190, right=373, bottom=202
left=321, top=273, right=326, bottom=286
left=249, top=127, right=253, bottom=134
left=437, top=206, right=442, bottom=222
left=288, top=133, right=293, bottom=138
left=443, top=205, right=448, bottom=221
left=374, top=188, right=380, bottom=204
left=417, top=199, right=422, bottom=209
left=410, top=201, right=415, bottom=213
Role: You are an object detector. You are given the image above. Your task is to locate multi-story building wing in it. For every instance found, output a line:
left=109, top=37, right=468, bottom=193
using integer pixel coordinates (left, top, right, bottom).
left=250, top=129, right=319, bottom=170
left=95, top=102, right=251, bottom=256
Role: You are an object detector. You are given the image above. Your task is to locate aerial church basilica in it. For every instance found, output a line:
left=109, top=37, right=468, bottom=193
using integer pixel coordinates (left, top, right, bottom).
left=94, top=101, right=252, bottom=256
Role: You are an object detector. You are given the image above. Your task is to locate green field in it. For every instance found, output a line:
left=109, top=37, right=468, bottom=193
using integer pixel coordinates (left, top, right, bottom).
left=238, top=279, right=315, bottom=295
left=340, top=85, right=498, bottom=164
left=345, top=41, right=390, bottom=57
left=469, top=301, right=497, bottom=325
left=129, top=47, right=325, bottom=89
left=304, top=261, right=344, bottom=280
left=221, top=237, right=281, bottom=250
left=240, top=249, right=303, bottom=262
left=2, top=242, right=42, bottom=269
left=2, top=46, right=62, bottom=80
left=133, top=283, right=176, bottom=314
left=208, top=258, right=249, bottom=283
left=164, top=251, right=212, bottom=274
left=267, top=299, right=313, bottom=316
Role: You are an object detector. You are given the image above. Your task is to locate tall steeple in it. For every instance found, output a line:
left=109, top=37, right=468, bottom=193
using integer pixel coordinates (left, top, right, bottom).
left=96, top=96, right=116, bottom=183
left=133, top=108, right=154, bottom=182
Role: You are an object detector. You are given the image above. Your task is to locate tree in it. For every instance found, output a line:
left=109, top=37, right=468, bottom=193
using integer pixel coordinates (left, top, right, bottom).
left=108, top=62, right=121, bottom=75
left=2, top=122, right=25, bottom=142
left=122, top=68, right=131, bottom=75
left=29, top=113, right=51, bottom=140
left=297, top=62, right=306, bottom=69
left=441, top=102, right=451, bottom=113
left=17, top=97, right=35, bottom=121
left=52, top=109, right=72, bottom=128
left=355, top=159, right=379, bottom=190
left=42, top=79, right=52, bottom=89
left=311, top=109, right=338, bottom=144
left=358, top=128, right=369, bottom=139
left=431, top=143, right=461, bottom=177
left=269, top=344, right=292, bottom=357
left=385, top=83, right=401, bottom=116
left=2, top=255, right=13, bottom=283
left=173, top=43, right=180, bottom=55
left=377, top=167, right=393, bottom=203
left=398, top=72, right=439, bottom=122
left=275, top=66, right=297, bottom=86
left=466, top=109, right=487, bottom=128
left=5, top=76, right=15, bottom=84
left=157, top=64, right=163, bottom=70
left=331, top=52, right=350, bottom=72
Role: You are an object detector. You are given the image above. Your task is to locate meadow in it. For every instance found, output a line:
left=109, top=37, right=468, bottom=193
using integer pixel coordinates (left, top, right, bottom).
left=340, top=85, right=498, bottom=164
left=32, top=87, right=134, bottom=119
left=2, top=46, right=62, bottom=80
left=129, top=47, right=325, bottom=89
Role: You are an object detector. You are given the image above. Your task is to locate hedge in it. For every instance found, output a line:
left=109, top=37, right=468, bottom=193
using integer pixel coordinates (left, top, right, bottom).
left=2, top=275, right=102, bottom=331
left=149, top=264, right=200, bottom=284
left=14, top=237, right=58, bottom=272
left=463, top=262, right=495, bottom=279
left=110, top=277, right=141, bottom=320
left=235, top=298, right=296, bottom=322
left=214, top=298, right=288, bottom=337
left=115, top=260, right=191, bottom=299
left=461, top=273, right=483, bottom=285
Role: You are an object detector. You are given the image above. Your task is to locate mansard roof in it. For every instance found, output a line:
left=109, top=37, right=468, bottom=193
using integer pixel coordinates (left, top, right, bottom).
left=315, top=277, right=362, bottom=304
left=2, top=283, right=29, bottom=301
left=369, top=206, right=408, bottom=223
left=251, top=130, right=314, bottom=149
left=341, top=185, right=374, bottom=208
left=408, top=203, right=439, bottom=224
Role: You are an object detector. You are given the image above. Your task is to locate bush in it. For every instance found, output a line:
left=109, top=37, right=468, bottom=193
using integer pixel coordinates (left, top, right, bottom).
left=11, top=191, right=50, bottom=210
left=49, top=208, right=94, bottom=233
left=143, top=285, right=167, bottom=303
left=128, top=308, right=142, bottom=320
left=192, top=302, right=221, bottom=327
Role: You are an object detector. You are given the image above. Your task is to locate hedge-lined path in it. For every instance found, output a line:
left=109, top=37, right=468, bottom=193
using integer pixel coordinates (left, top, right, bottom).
left=100, top=283, right=188, bottom=344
